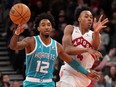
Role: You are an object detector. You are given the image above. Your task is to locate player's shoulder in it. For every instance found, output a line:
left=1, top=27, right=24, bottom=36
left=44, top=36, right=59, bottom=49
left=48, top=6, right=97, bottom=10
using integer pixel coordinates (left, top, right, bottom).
left=64, top=25, right=74, bottom=34
left=65, top=25, right=74, bottom=30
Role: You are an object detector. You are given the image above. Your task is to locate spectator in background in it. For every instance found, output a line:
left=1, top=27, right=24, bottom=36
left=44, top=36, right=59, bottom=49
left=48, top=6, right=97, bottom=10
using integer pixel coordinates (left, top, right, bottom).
left=94, top=71, right=112, bottom=87
left=114, top=81, right=116, bottom=87
left=11, top=81, right=21, bottom=87
left=111, top=0, right=116, bottom=12
left=104, top=66, right=116, bottom=87
left=105, top=48, right=116, bottom=67
left=94, top=48, right=116, bottom=75
left=0, top=74, right=11, bottom=87
left=94, top=48, right=116, bottom=73
left=99, top=29, right=110, bottom=56
left=94, top=47, right=116, bottom=75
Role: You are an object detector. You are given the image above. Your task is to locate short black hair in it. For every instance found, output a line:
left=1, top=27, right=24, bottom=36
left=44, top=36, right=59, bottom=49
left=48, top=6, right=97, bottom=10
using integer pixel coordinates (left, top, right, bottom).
left=34, top=13, right=55, bottom=29
left=74, top=5, right=92, bottom=21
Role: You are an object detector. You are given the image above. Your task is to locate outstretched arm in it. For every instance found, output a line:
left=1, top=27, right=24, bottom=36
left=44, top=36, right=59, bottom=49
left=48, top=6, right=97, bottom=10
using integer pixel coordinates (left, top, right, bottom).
left=57, top=42, right=88, bottom=74
left=57, top=42, right=100, bottom=80
left=92, top=15, right=109, bottom=50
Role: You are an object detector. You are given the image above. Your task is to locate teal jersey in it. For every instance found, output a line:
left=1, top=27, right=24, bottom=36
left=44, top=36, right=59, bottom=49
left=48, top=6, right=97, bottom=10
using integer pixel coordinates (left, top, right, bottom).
left=25, top=35, right=58, bottom=80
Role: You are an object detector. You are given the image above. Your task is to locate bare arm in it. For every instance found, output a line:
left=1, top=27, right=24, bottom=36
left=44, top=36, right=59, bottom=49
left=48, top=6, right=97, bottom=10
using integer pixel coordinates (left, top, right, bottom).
left=62, top=25, right=88, bottom=55
left=57, top=42, right=88, bottom=74
left=57, top=42, right=72, bottom=63
left=9, top=34, right=31, bottom=50
left=9, top=25, right=31, bottom=51
left=57, top=42, right=100, bottom=80
left=92, top=32, right=101, bottom=50
left=92, top=15, right=109, bottom=50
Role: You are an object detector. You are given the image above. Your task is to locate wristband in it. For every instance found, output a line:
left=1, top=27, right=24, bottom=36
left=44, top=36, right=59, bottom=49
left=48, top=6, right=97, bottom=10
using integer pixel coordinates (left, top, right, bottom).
left=68, top=59, right=88, bottom=75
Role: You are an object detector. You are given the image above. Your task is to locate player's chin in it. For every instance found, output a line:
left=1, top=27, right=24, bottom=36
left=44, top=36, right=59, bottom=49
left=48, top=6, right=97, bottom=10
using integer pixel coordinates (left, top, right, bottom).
left=45, top=34, right=49, bottom=38
left=87, top=25, right=91, bottom=29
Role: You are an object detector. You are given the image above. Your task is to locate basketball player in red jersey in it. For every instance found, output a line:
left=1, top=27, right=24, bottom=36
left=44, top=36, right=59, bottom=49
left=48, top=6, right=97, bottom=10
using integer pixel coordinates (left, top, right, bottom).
left=56, top=6, right=109, bottom=87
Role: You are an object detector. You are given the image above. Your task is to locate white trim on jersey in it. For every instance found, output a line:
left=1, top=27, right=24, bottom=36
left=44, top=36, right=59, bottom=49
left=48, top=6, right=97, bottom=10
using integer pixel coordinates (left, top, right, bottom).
left=55, top=41, right=58, bottom=57
left=38, top=36, right=52, bottom=47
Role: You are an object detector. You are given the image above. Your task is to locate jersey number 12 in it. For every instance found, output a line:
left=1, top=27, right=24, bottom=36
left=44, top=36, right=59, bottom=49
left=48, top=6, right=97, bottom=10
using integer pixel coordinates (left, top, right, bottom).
left=36, top=60, right=50, bottom=73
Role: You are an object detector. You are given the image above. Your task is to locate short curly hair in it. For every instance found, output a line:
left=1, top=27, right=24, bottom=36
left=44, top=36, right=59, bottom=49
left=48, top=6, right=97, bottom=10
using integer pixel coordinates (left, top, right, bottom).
left=74, top=5, right=92, bottom=21
left=34, top=13, right=55, bottom=29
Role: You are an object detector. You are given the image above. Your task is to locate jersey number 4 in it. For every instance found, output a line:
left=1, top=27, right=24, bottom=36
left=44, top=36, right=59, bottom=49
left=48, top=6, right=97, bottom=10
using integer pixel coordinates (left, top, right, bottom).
left=36, top=60, right=50, bottom=73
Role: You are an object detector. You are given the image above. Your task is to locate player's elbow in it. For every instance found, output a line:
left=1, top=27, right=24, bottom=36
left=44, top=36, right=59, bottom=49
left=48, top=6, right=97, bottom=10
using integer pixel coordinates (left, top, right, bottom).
left=9, top=44, right=17, bottom=50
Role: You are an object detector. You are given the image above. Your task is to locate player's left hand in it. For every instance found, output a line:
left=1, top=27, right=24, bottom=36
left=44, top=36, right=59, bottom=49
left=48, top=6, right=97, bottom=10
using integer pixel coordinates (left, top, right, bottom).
left=15, top=24, right=27, bottom=35
left=93, top=15, right=109, bottom=33
left=86, top=71, right=100, bottom=81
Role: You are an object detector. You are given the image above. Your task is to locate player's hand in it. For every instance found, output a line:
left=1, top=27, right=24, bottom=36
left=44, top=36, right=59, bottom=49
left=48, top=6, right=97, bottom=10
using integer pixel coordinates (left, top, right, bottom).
left=15, top=24, right=27, bottom=35
left=86, top=71, right=100, bottom=81
left=87, top=48, right=102, bottom=60
left=93, top=15, right=109, bottom=33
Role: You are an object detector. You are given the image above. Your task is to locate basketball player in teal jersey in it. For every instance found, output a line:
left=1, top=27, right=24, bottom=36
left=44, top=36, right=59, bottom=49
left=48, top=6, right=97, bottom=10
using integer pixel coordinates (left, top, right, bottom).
left=9, top=13, right=101, bottom=87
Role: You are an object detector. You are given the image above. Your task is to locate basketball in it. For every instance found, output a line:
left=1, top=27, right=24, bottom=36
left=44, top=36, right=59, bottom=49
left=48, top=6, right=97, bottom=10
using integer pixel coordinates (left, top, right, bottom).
left=9, top=3, right=31, bottom=25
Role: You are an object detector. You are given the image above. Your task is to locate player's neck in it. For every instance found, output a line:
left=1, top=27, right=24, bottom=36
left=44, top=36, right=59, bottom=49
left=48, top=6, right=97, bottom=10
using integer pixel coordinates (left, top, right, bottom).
left=79, top=25, right=89, bottom=35
left=39, top=35, right=51, bottom=45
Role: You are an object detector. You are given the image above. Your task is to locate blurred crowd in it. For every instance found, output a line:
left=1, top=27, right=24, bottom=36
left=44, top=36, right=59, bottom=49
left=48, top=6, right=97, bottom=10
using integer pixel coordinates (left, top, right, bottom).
left=0, top=0, right=116, bottom=87
left=0, top=74, right=21, bottom=87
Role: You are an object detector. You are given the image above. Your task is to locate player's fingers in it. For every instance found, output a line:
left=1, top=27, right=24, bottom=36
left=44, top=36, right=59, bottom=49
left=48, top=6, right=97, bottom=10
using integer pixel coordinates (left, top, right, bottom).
left=95, top=76, right=100, bottom=81
left=16, top=24, right=25, bottom=33
left=98, top=15, right=103, bottom=22
left=96, top=51, right=102, bottom=57
left=93, top=18, right=97, bottom=24
left=93, top=72, right=100, bottom=80
left=17, top=24, right=23, bottom=30
left=96, top=25, right=107, bottom=32
left=101, top=18, right=109, bottom=25
left=18, top=24, right=23, bottom=28
left=94, top=52, right=102, bottom=60
left=20, top=26, right=26, bottom=32
left=96, top=74, right=100, bottom=80
left=101, top=26, right=107, bottom=29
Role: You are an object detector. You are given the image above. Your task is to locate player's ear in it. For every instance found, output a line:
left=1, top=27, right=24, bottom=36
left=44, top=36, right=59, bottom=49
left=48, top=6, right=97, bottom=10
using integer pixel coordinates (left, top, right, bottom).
left=78, top=17, right=81, bottom=22
left=37, top=27, right=40, bottom=31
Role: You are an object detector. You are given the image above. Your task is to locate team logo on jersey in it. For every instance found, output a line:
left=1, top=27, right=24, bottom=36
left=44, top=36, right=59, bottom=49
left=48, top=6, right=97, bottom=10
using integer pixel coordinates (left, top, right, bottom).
left=51, top=46, right=55, bottom=50
left=86, top=34, right=91, bottom=37
left=75, top=31, right=79, bottom=33
left=72, top=36, right=93, bottom=48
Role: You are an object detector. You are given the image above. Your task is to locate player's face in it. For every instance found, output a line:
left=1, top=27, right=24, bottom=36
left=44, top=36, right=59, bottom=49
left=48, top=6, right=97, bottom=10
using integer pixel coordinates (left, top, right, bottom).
left=38, top=19, right=52, bottom=38
left=78, top=11, right=93, bottom=29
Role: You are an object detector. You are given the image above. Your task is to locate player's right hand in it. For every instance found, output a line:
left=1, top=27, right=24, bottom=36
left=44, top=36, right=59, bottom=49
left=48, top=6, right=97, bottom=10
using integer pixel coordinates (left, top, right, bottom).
left=15, top=24, right=27, bottom=35
left=86, top=71, right=100, bottom=81
left=87, top=48, right=102, bottom=60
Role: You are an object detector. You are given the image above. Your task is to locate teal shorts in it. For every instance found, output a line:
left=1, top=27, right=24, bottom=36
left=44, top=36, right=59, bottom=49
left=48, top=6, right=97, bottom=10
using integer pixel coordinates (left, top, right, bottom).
left=23, top=80, right=55, bottom=87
